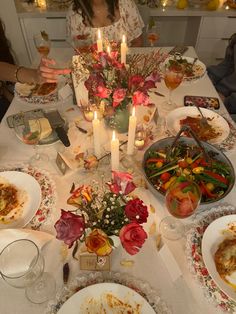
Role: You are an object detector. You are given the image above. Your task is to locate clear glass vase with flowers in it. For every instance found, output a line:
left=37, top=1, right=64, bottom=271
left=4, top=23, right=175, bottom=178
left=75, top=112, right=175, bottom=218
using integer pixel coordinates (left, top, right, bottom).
left=54, top=171, right=149, bottom=262
left=72, top=44, right=166, bottom=133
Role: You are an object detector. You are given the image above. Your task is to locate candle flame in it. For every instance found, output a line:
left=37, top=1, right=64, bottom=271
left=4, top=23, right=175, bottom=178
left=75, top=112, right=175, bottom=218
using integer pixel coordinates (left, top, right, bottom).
left=225, top=5, right=229, bottom=9
left=132, top=107, right=135, bottom=117
left=98, top=29, right=101, bottom=40
left=122, top=35, right=126, bottom=44
left=112, top=130, right=116, bottom=141
left=107, top=46, right=111, bottom=55
left=94, top=111, right=97, bottom=120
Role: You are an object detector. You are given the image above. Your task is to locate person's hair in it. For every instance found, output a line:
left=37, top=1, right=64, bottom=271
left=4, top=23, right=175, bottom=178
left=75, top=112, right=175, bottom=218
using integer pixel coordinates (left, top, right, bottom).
left=0, top=19, right=15, bottom=64
left=71, top=0, right=119, bottom=26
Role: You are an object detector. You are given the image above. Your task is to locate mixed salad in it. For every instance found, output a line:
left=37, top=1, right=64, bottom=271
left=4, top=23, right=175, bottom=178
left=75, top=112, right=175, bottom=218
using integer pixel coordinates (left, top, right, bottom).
left=144, top=143, right=234, bottom=203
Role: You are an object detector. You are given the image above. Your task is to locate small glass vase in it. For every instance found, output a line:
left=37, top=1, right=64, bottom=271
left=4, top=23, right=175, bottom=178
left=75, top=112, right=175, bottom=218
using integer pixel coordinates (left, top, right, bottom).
left=105, top=107, right=130, bottom=134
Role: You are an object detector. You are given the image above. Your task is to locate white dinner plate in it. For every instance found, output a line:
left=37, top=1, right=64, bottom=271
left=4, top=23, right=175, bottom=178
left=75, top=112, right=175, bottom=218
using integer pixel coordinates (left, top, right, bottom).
left=202, top=215, right=236, bottom=301
left=0, top=171, right=41, bottom=229
left=58, top=283, right=155, bottom=314
left=166, top=107, right=230, bottom=144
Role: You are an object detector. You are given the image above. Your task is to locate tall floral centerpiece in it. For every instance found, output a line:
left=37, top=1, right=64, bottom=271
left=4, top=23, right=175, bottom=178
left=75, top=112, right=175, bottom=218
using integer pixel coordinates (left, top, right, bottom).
left=54, top=171, right=149, bottom=257
left=72, top=44, right=166, bottom=133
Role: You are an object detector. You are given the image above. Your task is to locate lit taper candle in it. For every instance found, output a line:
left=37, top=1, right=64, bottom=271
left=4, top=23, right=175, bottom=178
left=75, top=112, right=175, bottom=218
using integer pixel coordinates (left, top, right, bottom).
left=121, top=34, right=127, bottom=64
left=127, top=107, right=137, bottom=155
left=111, top=130, right=119, bottom=170
left=97, top=29, right=103, bottom=52
left=92, top=111, right=101, bottom=158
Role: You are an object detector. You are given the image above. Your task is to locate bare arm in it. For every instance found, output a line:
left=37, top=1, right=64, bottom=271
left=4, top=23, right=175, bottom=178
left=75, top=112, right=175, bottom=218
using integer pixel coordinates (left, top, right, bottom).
left=0, top=59, right=71, bottom=84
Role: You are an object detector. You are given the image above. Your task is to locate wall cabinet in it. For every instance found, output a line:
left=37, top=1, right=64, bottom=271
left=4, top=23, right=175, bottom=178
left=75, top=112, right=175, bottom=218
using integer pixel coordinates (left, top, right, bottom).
left=20, top=16, right=69, bottom=63
left=195, top=16, right=236, bottom=65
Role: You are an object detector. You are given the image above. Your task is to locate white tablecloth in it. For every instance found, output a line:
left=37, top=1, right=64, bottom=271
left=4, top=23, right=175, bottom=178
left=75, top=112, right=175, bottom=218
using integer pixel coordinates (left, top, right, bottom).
left=0, top=47, right=236, bottom=314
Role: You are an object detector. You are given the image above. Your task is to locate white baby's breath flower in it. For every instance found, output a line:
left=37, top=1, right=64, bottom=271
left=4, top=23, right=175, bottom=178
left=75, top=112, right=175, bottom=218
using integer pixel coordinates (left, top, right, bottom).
left=136, top=215, right=140, bottom=219
left=105, top=215, right=109, bottom=218
left=125, top=218, right=129, bottom=222
left=105, top=219, right=109, bottom=224
left=107, top=208, right=110, bottom=212
left=111, top=221, right=115, bottom=225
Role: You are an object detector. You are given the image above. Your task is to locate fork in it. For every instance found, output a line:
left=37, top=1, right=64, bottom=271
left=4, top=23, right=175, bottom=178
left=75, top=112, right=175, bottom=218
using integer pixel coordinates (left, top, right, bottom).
left=194, top=105, right=210, bottom=128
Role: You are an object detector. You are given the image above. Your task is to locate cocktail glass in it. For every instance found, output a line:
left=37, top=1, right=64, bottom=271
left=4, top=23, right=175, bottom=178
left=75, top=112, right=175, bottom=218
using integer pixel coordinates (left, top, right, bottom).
left=33, top=33, right=51, bottom=57
left=160, top=177, right=201, bottom=240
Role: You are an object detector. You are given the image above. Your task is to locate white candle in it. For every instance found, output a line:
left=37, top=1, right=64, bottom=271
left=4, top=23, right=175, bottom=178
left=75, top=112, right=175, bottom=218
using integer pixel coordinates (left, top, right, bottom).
left=107, top=45, right=111, bottom=56
left=111, top=131, right=119, bottom=171
left=127, top=107, right=137, bottom=155
left=92, top=111, right=101, bottom=158
left=97, top=29, right=103, bottom=52
left=121, top=35, right=127, bottom=64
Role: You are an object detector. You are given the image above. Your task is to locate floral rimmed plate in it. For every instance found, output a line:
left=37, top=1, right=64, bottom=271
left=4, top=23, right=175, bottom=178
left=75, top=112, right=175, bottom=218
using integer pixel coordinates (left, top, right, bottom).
left=186, top=205, right=236, bottom=313
left=0, top=164, right=56, bottom=230
left=46, top=272, right=171, bottom=314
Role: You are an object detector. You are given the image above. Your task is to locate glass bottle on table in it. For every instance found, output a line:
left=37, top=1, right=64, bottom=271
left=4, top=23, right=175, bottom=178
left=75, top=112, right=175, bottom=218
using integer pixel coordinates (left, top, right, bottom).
left=160, top=176, right=201, bottom=240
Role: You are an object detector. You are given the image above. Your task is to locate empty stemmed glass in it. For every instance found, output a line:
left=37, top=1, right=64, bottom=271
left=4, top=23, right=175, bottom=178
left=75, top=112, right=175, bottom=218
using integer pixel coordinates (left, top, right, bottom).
left=0, top=239, right=55, bottom=304
left=162, top=58, right=184, bottom=111
left=13, top=112, right=48, bottom=167
left=34, top=32, right=51, bottom=58
left=160, top=176, right=201, bottom=240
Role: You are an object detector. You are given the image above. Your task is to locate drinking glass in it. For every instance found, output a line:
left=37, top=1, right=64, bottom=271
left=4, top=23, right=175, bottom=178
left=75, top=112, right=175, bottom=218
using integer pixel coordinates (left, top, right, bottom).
left=160, top=177, right=201, bottom=240
left=33, top=33, right=51, bottom=57
left=162, top=61, right=184, bottom=111
left=13, top=112, right=48, bottom=167
left=0, top=239, right=55, bottom=304
left=146, top=21, right=159, bottom=47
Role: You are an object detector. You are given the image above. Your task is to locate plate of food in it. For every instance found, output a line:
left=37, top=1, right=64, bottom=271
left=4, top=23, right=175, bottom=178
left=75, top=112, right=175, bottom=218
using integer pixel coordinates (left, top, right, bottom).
left=15, top=82, right=58, bottom=104
left=202, top=215, right=236, bottom=301
left=163, top=55, right=206, bottom=83
left=166, top=107, right=230, bottom=144
left=142, top=136, right=235, bottom=204
left=0, top=171, right=41, bottom=228
left=57, top=282, right=155, bottom=314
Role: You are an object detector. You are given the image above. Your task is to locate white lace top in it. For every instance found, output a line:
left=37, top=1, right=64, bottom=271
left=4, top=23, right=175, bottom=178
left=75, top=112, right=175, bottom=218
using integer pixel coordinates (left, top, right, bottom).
left=66, top=0, right=144, bottom=44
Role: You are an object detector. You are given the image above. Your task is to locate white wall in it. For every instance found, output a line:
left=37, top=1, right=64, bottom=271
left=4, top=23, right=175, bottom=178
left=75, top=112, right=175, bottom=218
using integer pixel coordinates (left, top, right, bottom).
left=0, top=0, right=30, bottom=66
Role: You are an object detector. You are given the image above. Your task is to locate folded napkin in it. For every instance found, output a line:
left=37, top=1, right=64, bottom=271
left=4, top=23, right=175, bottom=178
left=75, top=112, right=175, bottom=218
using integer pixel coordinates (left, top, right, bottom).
left=0, top=228, right=54, bottom=252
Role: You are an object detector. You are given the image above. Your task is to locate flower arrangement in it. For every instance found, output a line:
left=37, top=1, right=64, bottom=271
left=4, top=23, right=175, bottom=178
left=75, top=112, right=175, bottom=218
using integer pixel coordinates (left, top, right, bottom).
left=54, top=171, right=149, bottom=256
left=72, top=44, right=166, bottom=128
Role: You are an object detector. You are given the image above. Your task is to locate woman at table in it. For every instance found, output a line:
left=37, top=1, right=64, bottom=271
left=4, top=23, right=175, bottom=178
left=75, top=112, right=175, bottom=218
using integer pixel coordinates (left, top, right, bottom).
left=67, top=0, right=144, bottom=47
left=207, top=33, right=236, bottom=114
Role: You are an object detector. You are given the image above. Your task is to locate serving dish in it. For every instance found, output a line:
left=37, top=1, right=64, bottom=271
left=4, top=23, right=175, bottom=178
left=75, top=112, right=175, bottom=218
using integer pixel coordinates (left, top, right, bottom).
left=202, top=215, right=236, bottom=301
left=142, top=136, right=235, bottom=204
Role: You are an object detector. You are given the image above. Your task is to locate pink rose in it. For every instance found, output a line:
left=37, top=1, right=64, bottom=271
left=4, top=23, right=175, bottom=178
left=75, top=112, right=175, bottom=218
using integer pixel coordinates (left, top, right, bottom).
left=95, top=86, right=111, bottom=98
left=107, top=171, right=136, bottom=195
left=119, top=222, right=147, bottom=255
left=112, top=88, right=127, bottom=107
left=125, top=199, right=148, bottom=224
left=54, top=210, right=85, bottom=248
left=128, top=75, right=144, bottom=90
left=132, top=91, right=150, bottom=106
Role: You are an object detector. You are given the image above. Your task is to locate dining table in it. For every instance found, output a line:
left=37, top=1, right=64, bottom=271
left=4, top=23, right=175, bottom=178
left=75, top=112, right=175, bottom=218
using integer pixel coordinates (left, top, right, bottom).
left=1, top=46, right=236, bottom=314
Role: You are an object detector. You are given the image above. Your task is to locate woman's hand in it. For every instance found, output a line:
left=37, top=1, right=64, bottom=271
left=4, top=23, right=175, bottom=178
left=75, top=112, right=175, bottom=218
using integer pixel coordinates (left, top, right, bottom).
left=37, top=58, right=71, bottom=83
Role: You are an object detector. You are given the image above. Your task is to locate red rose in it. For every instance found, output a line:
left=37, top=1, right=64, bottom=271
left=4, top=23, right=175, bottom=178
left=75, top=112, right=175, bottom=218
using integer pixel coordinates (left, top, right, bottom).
left=128, top=75, right=144, bottom=90
left=84, top=73, right=104, bottom=94
left=132, top=90, right=150, bottom=106
left=119, top=222, right=147, bottom=255
left=95, top=86, right=111, bottom=98
left=125, top=199, right=148, bottom=224
left=112, top=88, right=127, bottom=107
left=54, top=209, right=85, bottom=248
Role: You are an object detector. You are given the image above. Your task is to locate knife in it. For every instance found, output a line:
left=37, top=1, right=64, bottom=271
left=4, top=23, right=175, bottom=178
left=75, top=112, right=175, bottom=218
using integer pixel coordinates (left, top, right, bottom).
left=44, top=110, right=70, bottom=147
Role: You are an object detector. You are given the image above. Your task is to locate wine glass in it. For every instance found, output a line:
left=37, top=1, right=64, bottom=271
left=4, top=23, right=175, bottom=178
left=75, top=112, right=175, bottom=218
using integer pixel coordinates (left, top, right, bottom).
left=13, top=112, right=48, bottom=167
left=162, top=60, right=184, bottom=111
left=0, top=239, right=56, bottom=304
left=160, top=177, right=201, bottom=240
left=146, top=20, right=159, bottom=47
left=33, top=32, right=51, bottom=57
